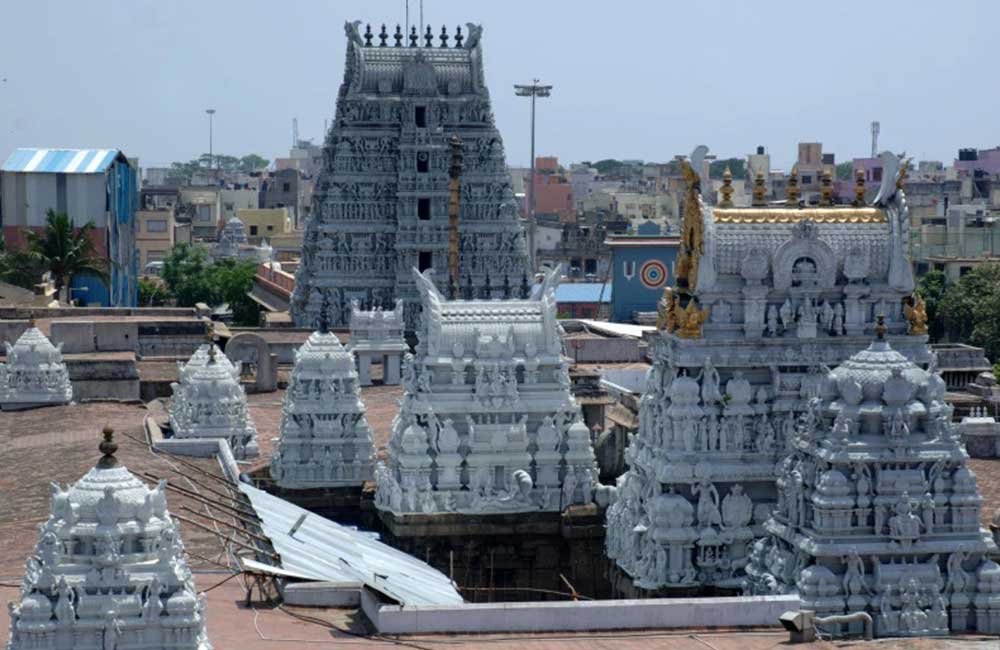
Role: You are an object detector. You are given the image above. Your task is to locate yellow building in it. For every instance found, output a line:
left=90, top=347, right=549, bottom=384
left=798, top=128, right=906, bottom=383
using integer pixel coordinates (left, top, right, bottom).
left=235, top=207, right=291, bottom=244
left=136, top=209, right=175, bottom=273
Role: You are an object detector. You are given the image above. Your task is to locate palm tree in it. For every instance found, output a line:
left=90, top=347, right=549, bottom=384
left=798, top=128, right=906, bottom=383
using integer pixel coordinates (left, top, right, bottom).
left=24, top=210, right=107, bottom=300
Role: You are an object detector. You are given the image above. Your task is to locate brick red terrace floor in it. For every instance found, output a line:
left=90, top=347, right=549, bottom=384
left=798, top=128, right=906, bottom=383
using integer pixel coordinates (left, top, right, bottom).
left=0, top=401, right=242, bottom=577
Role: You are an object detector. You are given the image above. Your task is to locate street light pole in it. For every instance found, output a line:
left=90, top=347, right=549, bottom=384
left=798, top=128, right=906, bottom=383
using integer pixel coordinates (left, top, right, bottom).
left=515, top=79, right=552, bottom=274
left=205, top=108, right=216, bottom=172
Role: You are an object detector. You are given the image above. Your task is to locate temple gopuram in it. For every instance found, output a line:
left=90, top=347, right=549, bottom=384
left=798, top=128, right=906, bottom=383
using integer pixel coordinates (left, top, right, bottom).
left=291, top=21, right=529, bottom=330
left=606, top=149, right=933, bottom=596
left=746, top=320, right=1000, bottom=637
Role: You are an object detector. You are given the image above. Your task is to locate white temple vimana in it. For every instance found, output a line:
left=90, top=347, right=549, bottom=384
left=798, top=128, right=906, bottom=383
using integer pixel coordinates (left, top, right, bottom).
left=5, top=427, right=212, bottom=650
left=0, top=321, right=73, bottom=410
left=168, top=344, right=259, bottom=459
left=605, top=149, right=933, bottom=595
left=270, top=311, right=375, bottom=488
left=746, top=319, right=1000, bottom=637
left=374, top=267, right=598, bottom=515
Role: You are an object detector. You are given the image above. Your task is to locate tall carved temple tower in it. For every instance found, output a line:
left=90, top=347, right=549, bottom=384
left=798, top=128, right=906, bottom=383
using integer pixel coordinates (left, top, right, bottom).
left=291, top=22, right=529, bottom=329
left=606, top=150, right=932, bottom=595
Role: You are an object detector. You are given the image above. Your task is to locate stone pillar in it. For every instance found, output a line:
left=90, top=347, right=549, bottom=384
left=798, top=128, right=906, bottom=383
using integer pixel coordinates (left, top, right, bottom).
left=357, top=353, right=373, bottom=386
left=385, top=353, right=401, bottom=385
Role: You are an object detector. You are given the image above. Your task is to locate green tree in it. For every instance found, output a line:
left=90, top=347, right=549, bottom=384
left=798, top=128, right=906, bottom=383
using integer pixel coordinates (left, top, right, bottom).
left=0, top=238, right=45, bottom=289
left=836, top=161, right=854, bottom=181
left=709, top=158, right=747, bottom=180
left=936, top=263, right=1000, bottom=362
left=592, top=159, right=623, bottom=175
left=239, top=154, right=270, bottom=173
left=162, top=243, right=213, bottom=307
left=161, top=244, right=260, bottom=325
left=138, top=278, right=171, bottom=306
left=207, top=259, right=260, bottom=326
left=916, top=270, right=948, bottom=341
left=23, top=210, right=106, bottom=300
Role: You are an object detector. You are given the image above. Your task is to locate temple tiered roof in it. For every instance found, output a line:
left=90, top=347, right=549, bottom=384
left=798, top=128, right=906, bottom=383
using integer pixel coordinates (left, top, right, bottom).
left=5, top=427, right=212, bottom=649
left=0, top=323, right=73, bottom=410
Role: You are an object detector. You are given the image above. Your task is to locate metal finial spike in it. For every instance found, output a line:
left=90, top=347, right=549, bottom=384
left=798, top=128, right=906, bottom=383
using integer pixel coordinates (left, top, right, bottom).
left=424, top=25, right=433, bottom=47
left=439, top=25, right=449, bottom=47
left=409, top=26, right=419, bottom=47
left=364, top=24, right=373, bottom=47
left=875, top=314, right=887, bottom=341
left=454, top=25, right=464, bottom=48
left=378, top=24, right=388, bottom=47
left=394, top=24, right=403, bottom=47
left=208, top=344, right=217, bottom=363
left=98, top=425, right=118, bottom=468
left=28, top=314, right=36, bottom=328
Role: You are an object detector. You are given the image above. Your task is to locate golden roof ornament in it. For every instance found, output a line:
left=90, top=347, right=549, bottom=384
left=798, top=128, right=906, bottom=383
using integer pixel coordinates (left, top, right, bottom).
left=874, top=313, right=887, bottom=341
left=719, top=166, right=734, bottom=208
left=896, top=158, right=910, bottom=190
left=819, top=168, right=833, bottom=206
left=786, top=166, right=800, bottom=207
left=751, top=170, right=767, bottom=207
left=97, top=425, right=119, bottom=469
left=674, top=146, right=708, bottom=293
left=656, top=287, right=677, bottom=332
left=854, top=168, right=866, bottom=206
left=675, top=298, right=710, bottom=339
left=203, top=319, right=214, bottom=344
left=904, top=293, right=928, bottom=335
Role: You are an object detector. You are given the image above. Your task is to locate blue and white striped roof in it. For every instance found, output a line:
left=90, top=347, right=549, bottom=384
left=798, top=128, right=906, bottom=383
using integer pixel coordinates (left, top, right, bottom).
left=1, top=148, right=124, bottom=174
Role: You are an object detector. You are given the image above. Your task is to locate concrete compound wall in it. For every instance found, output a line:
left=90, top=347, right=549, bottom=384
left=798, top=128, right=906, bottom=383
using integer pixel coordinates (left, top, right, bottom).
left=66, top=357, right=140, bottom=401
left=359, top=588, right=798, bottom=634
left=51, top=321, right=139, bottom=354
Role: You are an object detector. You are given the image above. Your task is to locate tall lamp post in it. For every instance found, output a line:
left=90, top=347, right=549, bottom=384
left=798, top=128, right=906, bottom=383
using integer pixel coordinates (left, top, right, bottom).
left=514, top=79, right=552, bottom=273
left=205, top=108, right=216, bottom=172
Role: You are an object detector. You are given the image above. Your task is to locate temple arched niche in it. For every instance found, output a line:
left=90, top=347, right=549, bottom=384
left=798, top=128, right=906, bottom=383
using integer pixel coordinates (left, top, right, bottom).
left=772, top=235, right=836, bottom=290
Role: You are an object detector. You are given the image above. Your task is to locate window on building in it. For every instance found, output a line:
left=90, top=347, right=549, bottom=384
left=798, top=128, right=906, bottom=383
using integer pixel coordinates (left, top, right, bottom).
left=960, top=266, right=972, bottom=276
left=147, top=250, right=165, bottom=262
left=418, top=198, right=431, bottom=220
left=195, top=205, right=212, bottom=222
left=801, top=175, right=812, bottom=185
left=267, top=225, right=274, bottom=231
left=418, top=251, right=433, bottom=271
left=415, top=105, right=427, bottom=128
left=250, top=225, right=258, bottom=236
left=584, top=259, right=598, bottom=275
left=146, top=219, right=168, bottom=233
left=282, top=182, right=291, bottom=192
left=224, top=202, right=234, bottom=212
left=872, top=168, right=883, bottom=182
left=417, top=152, right=430, bottom=173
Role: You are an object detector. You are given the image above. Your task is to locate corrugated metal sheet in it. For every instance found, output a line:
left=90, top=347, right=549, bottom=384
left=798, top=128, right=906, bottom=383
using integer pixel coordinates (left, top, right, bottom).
left=577, top=319, right=653, bottom=339
left=238, top=482, right=464, bottom=606
left=1, top=148, right=122, bottom=174
left=555, top=282, right=612, bottom=303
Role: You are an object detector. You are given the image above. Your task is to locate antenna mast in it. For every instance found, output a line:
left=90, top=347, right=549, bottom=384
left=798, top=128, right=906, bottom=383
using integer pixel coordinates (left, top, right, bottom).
left=871, top=121, right=880, bottom=158
left=292, top=118, right=299, bottom=149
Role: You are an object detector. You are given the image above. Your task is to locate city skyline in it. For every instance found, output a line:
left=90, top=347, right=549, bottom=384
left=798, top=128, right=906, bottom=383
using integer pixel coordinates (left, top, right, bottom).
left=0, top=0, right=997, bottom=170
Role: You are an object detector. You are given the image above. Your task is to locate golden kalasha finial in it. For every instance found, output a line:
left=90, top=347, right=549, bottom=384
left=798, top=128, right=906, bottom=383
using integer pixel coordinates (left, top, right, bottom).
left=203, top=319, right=214, bottom=344
left=904, top=294, right=928, bottom=335
left=854, top=168, right=866, bottom=206
left=719, top=167, right=734, bottom=208
left=819, top=168, right=833, bottom=206
left=786, top=166, right=800, bottom=207
left=875, top=314, right=887, bottom=341
left=896, top=159, right=910, bottom=190
left=97, top=425, right=119, bottom=468
left=28, top=314, right=36, bottom=328
left=751, top=170, right=767, bottom=207
left=208, top=344, right=217, bottom=363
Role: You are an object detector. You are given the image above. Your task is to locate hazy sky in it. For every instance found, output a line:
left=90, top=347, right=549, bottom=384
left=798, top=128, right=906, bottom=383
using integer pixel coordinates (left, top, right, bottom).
left=1, top=1, right=997, bottom=171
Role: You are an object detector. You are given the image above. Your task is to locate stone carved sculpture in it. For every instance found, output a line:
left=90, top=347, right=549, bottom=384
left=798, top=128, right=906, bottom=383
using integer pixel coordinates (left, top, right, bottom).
left=607, top=145, right=932, bottom=595
left=168, top=345, right=258, bottom=459
left=347, top=299, right=407, bottom=385
left=6, top=428, right=212, bottom=649
left=375, top=267, right=596, bottom=514
left=0, top=324, right=73, bottom=410
left=271, top=326, right=375, bottom=488
left=291, top=21, right=528, bottom=330
left=746, top=329, right=999, bottom=637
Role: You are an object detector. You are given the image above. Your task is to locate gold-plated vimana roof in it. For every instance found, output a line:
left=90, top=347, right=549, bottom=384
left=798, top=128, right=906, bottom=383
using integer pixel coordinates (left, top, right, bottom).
left=711, top=206, right=887, bottom=224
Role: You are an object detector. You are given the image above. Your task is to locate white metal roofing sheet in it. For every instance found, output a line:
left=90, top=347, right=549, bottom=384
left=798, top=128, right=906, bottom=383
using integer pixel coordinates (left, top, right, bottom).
left=238, top=482, right=464, bottom=606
